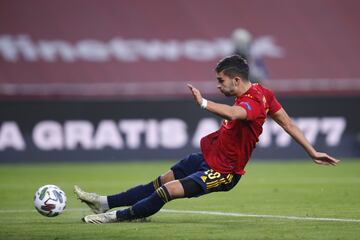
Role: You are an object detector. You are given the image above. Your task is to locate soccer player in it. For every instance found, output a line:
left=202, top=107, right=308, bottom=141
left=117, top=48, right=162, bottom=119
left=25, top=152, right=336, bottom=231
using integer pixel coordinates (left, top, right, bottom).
left=75, top=55, right=339, bottom=224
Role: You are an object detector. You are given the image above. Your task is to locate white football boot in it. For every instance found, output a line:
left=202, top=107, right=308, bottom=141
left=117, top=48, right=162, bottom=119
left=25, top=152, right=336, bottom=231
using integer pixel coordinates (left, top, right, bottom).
left=74, top=185, right=108, bottom=214
left=82, top=211, right=118, bottom=224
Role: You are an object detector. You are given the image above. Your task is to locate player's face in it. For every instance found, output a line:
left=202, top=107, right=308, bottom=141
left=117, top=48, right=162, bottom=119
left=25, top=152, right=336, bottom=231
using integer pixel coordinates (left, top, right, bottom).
left=216, top=71, right=236, bottom=96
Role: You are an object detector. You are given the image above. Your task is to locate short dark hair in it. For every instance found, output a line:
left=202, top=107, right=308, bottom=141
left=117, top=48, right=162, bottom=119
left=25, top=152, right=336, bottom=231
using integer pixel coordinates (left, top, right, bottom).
left=215, top=55, right=249, bottom=80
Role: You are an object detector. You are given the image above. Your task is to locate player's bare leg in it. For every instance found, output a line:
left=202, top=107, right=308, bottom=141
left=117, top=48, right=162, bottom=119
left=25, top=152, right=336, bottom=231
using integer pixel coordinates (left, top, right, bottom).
left=160, top=170, right=176, bottom=185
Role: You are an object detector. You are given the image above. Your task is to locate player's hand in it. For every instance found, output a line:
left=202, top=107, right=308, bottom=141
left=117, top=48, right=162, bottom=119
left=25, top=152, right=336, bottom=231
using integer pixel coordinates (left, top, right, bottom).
left=311, top=152, right=340, bottom=166
left=187, top=84, right=203, bottom=106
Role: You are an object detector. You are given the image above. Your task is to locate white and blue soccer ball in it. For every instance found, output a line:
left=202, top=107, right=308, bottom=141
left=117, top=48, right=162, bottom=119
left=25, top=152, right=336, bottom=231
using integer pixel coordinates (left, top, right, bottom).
left=34, top=184, right=67, bottom=217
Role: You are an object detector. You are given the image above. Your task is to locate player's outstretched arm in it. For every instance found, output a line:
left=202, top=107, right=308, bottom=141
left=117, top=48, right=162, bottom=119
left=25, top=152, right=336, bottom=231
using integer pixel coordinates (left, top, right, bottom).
left=187, top=84, right=247, bottom=120
left=270, top=108, right=340, bottom=166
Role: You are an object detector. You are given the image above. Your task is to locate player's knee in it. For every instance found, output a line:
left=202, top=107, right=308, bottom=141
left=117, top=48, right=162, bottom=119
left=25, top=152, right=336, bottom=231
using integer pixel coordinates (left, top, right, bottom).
left=179, top=178, right=203, bottom=198
left=159, top=170, right=175, bottom=185
left=163, top=180, right=187, bottom=199
left=152, top=171, right=175, bottom=190
left=155, top=180, right=185, bottom=202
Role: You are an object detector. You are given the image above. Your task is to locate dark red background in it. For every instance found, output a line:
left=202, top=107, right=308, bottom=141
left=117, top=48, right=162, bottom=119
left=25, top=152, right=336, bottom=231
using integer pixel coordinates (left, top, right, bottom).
left=0, top=0, right=359, bottom=97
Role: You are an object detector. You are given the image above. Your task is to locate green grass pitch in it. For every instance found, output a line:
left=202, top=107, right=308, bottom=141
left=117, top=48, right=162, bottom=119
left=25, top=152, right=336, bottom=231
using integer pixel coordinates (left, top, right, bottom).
left=0, top=160, right=360, bottom=240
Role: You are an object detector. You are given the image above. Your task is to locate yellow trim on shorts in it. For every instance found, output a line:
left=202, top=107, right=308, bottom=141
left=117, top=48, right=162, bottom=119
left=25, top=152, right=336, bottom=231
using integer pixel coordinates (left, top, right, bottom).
left=205, top=174, right=234, bottom=189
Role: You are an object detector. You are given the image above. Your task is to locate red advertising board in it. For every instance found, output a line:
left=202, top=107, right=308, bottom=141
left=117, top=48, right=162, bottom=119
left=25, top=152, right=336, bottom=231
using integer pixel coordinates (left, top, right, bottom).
left=0, top=0, right=360, bottom=97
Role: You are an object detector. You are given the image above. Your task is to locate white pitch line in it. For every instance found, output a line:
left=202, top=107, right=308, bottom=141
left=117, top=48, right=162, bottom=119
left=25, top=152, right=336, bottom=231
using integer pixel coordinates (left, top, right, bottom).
left=1, top=208, right=359, bottom=223
left=160, top=209, right=360, bottom=223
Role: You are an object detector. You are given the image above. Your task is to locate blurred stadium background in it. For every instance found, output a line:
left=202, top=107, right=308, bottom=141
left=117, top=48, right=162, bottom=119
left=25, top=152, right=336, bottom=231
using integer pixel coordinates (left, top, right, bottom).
left=1, top=1, right=360, bottom=239
left=1, top=0, right=359, bottom=162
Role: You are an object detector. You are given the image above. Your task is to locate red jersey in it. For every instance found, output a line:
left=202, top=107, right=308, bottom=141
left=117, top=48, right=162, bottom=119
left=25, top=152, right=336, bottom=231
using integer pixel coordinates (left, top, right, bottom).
left=200, top=84, right=282, bottom=175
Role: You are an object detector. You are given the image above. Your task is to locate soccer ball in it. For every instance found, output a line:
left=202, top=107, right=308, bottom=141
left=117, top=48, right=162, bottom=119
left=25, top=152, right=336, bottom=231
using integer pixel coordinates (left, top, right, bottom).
left=34, top=184, right=67, bottom=217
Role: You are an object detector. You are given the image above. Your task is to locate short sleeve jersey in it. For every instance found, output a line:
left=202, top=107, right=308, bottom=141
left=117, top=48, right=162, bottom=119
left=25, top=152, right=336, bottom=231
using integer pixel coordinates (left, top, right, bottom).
left=200, top=84, right=282, bottom=175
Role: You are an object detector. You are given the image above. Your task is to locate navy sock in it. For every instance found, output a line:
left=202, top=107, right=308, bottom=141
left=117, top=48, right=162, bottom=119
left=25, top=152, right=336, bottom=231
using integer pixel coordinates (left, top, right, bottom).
left=107, top=177, right=162, bottom=208
left=116, top=186, right=171, bottom=221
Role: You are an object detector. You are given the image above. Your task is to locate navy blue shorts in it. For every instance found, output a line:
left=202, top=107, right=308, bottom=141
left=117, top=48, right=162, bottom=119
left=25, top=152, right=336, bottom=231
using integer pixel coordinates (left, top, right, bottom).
left=171, top=153, right=241, bottom=197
